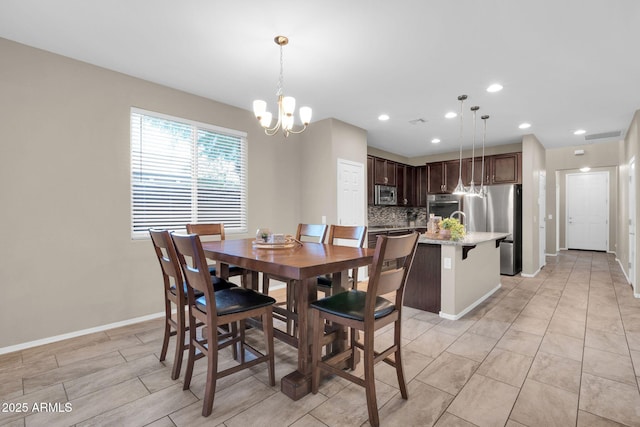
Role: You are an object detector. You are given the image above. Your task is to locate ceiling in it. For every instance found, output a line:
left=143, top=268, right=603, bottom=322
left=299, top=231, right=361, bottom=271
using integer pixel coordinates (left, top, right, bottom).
left=1, top=0, right=639, bottom=158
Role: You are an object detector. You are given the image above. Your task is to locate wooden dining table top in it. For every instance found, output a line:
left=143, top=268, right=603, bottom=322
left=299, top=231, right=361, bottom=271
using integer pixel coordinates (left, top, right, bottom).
left=201, top=238, right=375, bottom=281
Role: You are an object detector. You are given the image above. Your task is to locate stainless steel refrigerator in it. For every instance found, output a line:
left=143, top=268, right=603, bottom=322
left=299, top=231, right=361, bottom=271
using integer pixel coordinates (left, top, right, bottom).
left=462, top=184, right=522, bottom=275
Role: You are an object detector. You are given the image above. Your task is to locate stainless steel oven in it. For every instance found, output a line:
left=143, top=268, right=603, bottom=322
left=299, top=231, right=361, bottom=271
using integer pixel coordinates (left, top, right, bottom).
left=427, top=194, right=461, bottom=219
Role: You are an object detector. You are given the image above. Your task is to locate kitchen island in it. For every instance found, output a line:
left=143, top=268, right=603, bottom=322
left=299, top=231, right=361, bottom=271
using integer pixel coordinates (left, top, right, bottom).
left=404, top=232, right=509, bottom=320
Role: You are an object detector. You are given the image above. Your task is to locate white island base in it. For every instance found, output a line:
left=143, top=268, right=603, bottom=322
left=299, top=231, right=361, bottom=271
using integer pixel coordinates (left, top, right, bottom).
left=410, top=232, right=509, bottom=320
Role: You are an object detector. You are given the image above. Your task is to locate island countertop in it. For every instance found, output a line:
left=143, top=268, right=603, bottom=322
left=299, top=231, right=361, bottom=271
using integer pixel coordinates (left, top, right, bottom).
left=418, top=231, right=509, bottom=246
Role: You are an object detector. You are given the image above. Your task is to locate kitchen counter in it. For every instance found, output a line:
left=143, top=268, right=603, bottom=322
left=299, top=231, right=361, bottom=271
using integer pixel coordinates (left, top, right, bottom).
left=369, top=225, right=426, bottom=233
left=404, top=232, right=507, bottom=320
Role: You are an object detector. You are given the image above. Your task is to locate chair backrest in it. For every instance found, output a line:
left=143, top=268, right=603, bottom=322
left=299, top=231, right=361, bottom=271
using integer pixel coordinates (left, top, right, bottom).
left=296, top=223, right=328, bottom=243
left=186, top=223, right=226, bottom=241
left=171, top=233, right=218, bottom=320
left=149, top=228, right=184, bottom=298
left=366, top=233, right=419, bottom=314
left=327, top=225, right=367, bottom=248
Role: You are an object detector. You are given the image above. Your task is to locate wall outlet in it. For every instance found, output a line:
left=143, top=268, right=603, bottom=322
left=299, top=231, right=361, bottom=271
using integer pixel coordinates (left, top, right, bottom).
left=444, top=257, right=452, bottom=269
left=321, top=215, right=326, bottom=224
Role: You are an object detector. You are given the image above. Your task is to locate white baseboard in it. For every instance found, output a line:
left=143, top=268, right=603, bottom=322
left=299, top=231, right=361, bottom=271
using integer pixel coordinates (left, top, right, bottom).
left=521, top=266, right=541, bottom=278
left=546, top=252, right=558, bottom=257
left=0, top=311, right=166, bottom=355
left=439, top=283, right=501, bottom=320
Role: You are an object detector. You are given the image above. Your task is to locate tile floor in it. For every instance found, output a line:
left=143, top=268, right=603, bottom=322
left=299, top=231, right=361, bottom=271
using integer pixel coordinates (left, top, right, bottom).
left=1, top=250, right=640, bottom=426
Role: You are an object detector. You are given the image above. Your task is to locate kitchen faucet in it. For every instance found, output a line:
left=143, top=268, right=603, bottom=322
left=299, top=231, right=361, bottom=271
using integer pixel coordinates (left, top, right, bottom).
left=450, top=210, right=466, bottom=232
left=450, top=210, right=465, bottom=221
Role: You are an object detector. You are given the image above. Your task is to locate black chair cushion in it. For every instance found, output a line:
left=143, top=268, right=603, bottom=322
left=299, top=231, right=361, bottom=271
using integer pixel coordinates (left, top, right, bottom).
left=316, top=275, right=333, bottom=288
left=195, top=287, right=276, bottom=316
left=170, top=277, right=236, bottom=298
left=310, top=290, right=395, bottom=321
left=208, top=265, right=245, bottom=276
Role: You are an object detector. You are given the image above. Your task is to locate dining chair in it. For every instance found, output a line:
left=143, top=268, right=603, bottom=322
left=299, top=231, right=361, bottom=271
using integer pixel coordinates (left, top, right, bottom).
left=310, top=232, right=419, bottom=427
left=262, top=223, right=328, bottom=335
left=316, top=225, right=367, bottom=295
left=171, top=232, right=276, bottom=417
left=148, top=228, right=236, bottom=380
left=186, top=223, right=249, bottom=287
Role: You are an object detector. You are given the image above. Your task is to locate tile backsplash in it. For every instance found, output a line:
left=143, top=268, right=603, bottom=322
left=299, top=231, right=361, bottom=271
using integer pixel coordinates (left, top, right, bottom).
left=368, top=206, right=427, bottom=227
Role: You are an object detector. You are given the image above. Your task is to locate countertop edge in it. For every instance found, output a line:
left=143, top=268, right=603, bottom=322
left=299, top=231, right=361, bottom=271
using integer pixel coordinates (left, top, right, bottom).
left=418, top=232, right=510, bottom=246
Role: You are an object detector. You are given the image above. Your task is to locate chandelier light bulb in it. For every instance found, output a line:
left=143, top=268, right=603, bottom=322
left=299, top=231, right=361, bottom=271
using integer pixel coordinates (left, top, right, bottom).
left=260, top=111, right=273, bottom=128
left=299, top=106, right=312, bottom=125
left=253, top=100, right=267, bottom=118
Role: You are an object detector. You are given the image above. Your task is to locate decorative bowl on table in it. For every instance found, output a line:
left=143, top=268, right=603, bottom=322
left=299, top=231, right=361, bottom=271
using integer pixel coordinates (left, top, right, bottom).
left=252, top=234, right=299, bottom=249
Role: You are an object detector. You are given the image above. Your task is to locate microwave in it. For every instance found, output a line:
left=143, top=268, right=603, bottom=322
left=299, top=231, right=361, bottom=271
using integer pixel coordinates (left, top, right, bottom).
left=374, top=185, right=397, bottom=205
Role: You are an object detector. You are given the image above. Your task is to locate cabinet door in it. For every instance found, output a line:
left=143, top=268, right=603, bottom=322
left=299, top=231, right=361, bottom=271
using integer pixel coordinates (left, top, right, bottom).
left=415, top=165, right=427, bottom=206
left=367, top=156, right=375, bottom=205
left=396, top=164, right=407, bottom=205
left=491, top=152, right=521, bottom=184
left=374, top=158, right=396, bottom=185
left=374, top=157, right=387, bottom=184
left=386, top=161, right=397, bottom=186
left=463, top=157, right=489, bottom=186
left=406, top=166, right=415, bottom=206
left=427, top=162, right=445, bottom=193
left=444, top=160, right=461, bottom=193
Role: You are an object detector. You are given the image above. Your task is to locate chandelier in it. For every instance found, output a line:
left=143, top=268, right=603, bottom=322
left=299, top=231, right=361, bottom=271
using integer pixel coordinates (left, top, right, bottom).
left=252, top=36, right=312, bottom=137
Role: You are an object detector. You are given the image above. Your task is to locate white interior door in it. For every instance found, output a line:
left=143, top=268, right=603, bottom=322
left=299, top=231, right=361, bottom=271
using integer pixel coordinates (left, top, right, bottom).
left=566, top=171, right=609, bottom=251
left=629, top=157, right=636, bottom=293
left=337, top=159, right=365, bottom=227
left=539, top=172, right=546, bottom=269
left=337, top=159, right=365, bottom=279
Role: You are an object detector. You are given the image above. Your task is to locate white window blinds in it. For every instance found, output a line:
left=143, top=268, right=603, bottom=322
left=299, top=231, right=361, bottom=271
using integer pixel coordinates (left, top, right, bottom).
left=130, top=108, right=247, bottom=239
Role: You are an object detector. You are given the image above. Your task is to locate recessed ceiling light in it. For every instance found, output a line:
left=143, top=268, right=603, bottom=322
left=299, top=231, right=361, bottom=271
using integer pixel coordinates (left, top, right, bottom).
left=574, top=129, right=586, bottom=135
left=580, top=167, right=591, bottom=172
left=431, top=138, right=441, bottom=144
left=519, top=123, right=531, bottom=129
left=486, top=83, right=503, bottom=93
left=378, top=114, right=389, bottom=121
left=445, top=112, right=457, bottom=119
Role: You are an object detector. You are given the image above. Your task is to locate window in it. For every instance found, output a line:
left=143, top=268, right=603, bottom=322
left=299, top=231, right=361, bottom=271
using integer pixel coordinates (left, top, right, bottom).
left=130, top=108, right=247, bottom=239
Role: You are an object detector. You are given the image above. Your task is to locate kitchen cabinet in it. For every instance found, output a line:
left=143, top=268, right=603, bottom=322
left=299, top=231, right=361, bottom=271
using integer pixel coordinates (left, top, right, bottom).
left=427, top=160, right=461, bottom=193
left=367, top=156, right=375, bottom=205
left=463, top=156, right=490, bottom=186
left=490, top=152, right=521, bottom=184
left=396, top=164, right=415, bottom=206
left=415, top=165, right=427, bottom=206
left=374, top=157, right=396, bottom=186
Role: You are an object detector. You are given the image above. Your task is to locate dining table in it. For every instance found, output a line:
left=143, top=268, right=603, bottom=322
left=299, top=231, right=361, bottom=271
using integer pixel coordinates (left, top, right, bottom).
left=201, top=237, right=375, bottom=400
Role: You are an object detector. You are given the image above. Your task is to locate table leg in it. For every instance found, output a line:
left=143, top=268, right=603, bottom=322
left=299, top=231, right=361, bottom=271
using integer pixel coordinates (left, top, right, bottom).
left=247, top=270, right=259, bottom=291
left=280, top=277, right=316, bottom=400
left=280, top=271, right=354, bottom=400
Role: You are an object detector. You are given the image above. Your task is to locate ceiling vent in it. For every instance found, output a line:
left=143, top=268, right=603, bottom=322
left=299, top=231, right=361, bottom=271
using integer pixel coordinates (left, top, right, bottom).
left=408, top=118, right=427, bottom=125
left=585, top=130, right=622, bottom=140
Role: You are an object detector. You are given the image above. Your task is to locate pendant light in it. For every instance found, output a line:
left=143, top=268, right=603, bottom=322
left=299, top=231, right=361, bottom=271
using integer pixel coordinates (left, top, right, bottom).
left=452, top=95, right=467, bottom=195
left=478, top=114, right=490, bottom=198
left=468, top=105, right=480, bottom=197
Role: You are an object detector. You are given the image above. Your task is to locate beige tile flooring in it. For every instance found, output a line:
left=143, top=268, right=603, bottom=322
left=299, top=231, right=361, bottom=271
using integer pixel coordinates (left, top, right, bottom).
left=2, top=250, right=640, bottom=426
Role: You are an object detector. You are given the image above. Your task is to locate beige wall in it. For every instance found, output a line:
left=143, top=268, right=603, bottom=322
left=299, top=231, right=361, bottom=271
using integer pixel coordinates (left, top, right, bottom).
left=301, top=118, right=368, bottom=226
left=521, top=134, right=546, bottom=275
left=0, top=38, right=359, bottom=349
left=622, top=110, right=640, bottom=292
